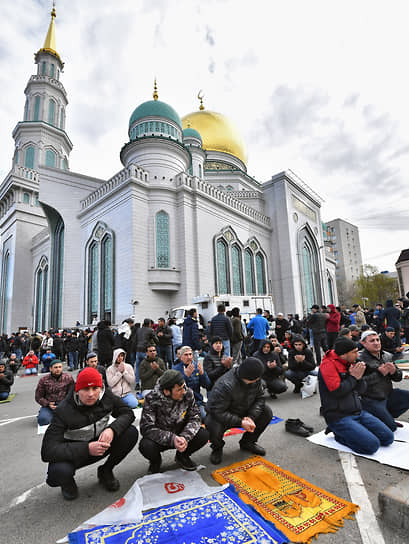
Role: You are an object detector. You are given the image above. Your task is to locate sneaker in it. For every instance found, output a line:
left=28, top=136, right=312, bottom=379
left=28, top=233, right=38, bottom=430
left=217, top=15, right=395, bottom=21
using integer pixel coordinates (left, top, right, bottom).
left=175, top=452, right=197, bottom=471
left=239, top=441, right=266, bottom=456
left=395, top=421, right=404, bottom=428
left=147, top=460, right=162, bottom=474
left=293, top=385, right=301, bottom=394
left=285, top=419, right=311, bottom=437
left=61, top=479, right=78, bottom=501
left=97, top=465, right=120, bottom=491
left=210, top=449, right=223, bottom=465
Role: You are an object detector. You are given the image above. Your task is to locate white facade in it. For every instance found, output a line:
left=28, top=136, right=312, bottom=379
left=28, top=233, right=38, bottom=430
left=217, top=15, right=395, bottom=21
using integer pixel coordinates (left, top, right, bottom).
left=0, top=11, right=338, bottom=334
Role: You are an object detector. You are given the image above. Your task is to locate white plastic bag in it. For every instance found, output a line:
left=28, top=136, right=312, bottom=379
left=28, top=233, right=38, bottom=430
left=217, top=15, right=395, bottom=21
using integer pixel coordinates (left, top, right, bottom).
left=301, top=374, right=318, bottom=399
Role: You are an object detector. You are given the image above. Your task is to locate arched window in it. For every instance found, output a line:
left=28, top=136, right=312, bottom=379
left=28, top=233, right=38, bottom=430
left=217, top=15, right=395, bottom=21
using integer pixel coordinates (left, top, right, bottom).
left=23, top=192, right=30, bottom=204
left=256, top=253, right=266, bottom=295
left=50, top=64, right=55, bottom=78
left=101, top=235, right=113, bottom=322
left=48, top=99, right=55, bottom=125
left=88, top=242, right=99, bottom=324
left=41, top=61, right=46, bottom=75
left=45, top=149, right=56, bottom=168
left=33, top=96, right=40, bottom=121
left=217, top=239, right=229, bottom=294
left=1, top=250, right=11, bottom=334
left=244, top=249, right=255, bottom=295
left=34, top=259, right=48, bottom=331
left=60, top=109, right=64, bottom=129
left=156, top=211, right=170, bottom=268
left=50, top=219, right=64, bottom=328
left=328, top=275, right=334, bottom=305
left=25, top=146, right=35, bottom=169
left=86, top=224, right=114, bottom=324
left=231, top=245, right=243, bottom=295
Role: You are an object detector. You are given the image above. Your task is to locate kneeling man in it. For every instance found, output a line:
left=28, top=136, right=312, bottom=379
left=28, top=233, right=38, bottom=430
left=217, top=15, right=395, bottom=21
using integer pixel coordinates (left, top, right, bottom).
left=41, top=367, right=138, bottom=500
left=319, top=337, right=394, bottom=455
left=206, top=357, right=272, bottom=465
left=139, top=369, right=209, bottom=474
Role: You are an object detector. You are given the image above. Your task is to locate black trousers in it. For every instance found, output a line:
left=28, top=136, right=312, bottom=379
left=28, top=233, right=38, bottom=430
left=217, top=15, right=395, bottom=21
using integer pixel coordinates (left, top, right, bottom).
left=139, top=427, right=209, bottom=464
left=312, top=330, right=328, bottom=365
left=46, top=425, right=138, bottom=487
left=205, top=404, right=273, bottom=451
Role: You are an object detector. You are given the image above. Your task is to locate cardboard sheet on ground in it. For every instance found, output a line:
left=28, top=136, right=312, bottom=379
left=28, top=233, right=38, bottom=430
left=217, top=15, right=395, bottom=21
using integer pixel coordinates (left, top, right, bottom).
left=58, top=468, right=226, bottom=543
left=307, top=421, right=409, bottom=470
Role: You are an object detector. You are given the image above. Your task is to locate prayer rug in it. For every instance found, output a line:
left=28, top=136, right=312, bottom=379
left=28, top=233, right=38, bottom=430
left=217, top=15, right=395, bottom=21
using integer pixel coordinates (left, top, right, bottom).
left=224, top=415, right=283, bottom=437
left=0, top=393, right=15, bottom=403
left=212, top=456, right=358, bottom=544
left=68, top=485, right=287, bottom=544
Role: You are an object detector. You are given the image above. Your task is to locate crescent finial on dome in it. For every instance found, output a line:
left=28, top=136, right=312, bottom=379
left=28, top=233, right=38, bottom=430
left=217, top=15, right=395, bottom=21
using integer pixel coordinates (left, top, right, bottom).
left=153, top=78, right=158, bottom=101
left=197, top=90, right=205, bottom=111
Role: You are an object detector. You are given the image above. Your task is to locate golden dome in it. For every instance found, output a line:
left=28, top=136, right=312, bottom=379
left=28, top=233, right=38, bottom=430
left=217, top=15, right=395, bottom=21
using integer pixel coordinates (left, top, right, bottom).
left=181, top=110, right=247, bottom=166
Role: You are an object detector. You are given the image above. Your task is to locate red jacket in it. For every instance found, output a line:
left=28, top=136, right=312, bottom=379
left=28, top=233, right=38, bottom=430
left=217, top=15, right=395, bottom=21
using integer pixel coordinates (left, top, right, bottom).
left=22, top=354, right=39, bottom=369
left=326, top=305, right=340, bottom=333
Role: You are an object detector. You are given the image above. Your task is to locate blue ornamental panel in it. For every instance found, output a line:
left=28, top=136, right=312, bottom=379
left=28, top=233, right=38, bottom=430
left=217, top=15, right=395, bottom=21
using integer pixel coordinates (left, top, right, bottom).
left=217, top=240, right=229, bottom=294
left=232, top=245, right=243, bottom=295
left=256, top=253, right=266, bottom=295
left=245, top=249, right=255, bottom=295
left=156, top=212, right=170, bottom=268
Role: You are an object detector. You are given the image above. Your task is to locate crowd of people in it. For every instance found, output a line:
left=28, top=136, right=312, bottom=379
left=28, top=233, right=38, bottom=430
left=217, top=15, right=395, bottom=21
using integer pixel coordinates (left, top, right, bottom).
left=1, top=298, right=409, bottom=500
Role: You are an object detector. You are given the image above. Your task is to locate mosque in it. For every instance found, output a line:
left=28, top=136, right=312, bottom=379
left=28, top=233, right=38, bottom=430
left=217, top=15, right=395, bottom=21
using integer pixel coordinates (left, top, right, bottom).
left=0, top=7, right=337, bottom=334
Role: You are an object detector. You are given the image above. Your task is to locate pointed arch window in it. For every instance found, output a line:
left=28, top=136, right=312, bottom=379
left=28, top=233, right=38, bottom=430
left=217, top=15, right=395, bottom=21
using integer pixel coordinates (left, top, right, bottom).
left=50, top=219, right=64, bottom=328
left=48, top=99, right=55, bottom=125
left=327, top=275, right=334, bottom=305
left=23, top=193, right=30, bottom=204
left=244, top=249, right=255, bottom=295
left=45, top=149, right=56, bottom=168
left=156, top=211, right=170, bottom=268
left=25, top=146, right=35, bottom=169
left=50, top=64, right=55, bottom=78
left=41, top=61, right=46, bottom=75
left=33, top=96, right=40, bottom=121
left=231, top=244, right=243, bottom=295
left=34, top=258, right=48, bottom=331
left=86, top=224, right=114, bottom=324
left=217, top=240, right=229, bottom=295
left=256, top=253, right=266, bottom=295
left=1, top=250, right=11, bottom=334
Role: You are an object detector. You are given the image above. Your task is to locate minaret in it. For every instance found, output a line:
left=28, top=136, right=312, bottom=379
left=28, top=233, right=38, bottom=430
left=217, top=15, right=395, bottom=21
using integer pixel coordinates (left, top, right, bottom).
left=12, top=2, right=73, bottom=171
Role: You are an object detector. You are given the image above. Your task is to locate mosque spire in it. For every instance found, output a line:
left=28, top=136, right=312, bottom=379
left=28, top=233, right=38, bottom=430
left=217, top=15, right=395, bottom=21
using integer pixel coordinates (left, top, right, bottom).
left=38, top=1, right=61, bottom=61
left=153, top=78, right=158, bottom=101
left=197, top=90, right=205, bottom=111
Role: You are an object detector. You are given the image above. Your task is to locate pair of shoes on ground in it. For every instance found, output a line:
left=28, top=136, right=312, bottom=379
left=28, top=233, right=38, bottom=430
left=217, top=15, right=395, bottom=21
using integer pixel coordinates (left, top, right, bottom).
left=175, top=451, right=198, bottom=471
left=210, top=441, right=266, bottom=465
left=285, top=418, right=313, bottom=437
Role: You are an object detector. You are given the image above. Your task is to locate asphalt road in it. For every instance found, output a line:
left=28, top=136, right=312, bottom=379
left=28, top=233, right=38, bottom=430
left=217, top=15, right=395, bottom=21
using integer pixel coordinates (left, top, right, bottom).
left=1, top=366, right=408, bottom=544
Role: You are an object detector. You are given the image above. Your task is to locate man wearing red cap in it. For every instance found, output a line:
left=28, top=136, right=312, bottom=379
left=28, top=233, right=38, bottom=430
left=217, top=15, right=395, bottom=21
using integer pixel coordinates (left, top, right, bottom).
left=41, top=367, right=138, bottom=500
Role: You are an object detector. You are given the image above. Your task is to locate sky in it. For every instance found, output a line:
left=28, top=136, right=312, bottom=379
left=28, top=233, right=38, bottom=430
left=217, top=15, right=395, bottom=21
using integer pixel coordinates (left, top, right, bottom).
left=1, top=0, right=409, bottom=272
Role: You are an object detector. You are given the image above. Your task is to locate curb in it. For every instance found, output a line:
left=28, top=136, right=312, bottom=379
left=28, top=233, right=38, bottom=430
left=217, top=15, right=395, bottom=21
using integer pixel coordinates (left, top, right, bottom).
left=379, top=477, right=409, bottom=531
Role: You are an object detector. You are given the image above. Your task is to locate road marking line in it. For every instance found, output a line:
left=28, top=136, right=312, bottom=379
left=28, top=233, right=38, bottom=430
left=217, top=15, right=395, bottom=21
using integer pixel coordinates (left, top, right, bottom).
left=339, top=451, right=385, bottom=544
left=0, top=414, right=36, bottom=426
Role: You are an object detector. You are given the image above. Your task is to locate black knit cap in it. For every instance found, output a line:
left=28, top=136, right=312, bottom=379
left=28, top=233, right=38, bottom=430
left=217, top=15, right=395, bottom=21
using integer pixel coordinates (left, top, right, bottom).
left=334, top=337, right=357, bottom=356
left=160, top=369, right=184, bottom=390
left=238, top=357, right=265, bottom=380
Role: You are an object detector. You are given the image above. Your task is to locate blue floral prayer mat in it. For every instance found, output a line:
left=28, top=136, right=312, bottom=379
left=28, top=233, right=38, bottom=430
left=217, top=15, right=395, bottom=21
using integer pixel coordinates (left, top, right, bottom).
left=68, top=485, right=287, bottom=544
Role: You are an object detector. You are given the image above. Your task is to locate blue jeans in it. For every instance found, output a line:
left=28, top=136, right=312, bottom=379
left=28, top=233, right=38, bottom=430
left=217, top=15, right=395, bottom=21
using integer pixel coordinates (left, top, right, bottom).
left=0, top=392, right=9, bottom=400
left=14, top=348, right=23, bottom=360
left=68, top=351, right=78, bottom=370
left=25, top=367, right=37, bottom=375
left=222, top=339, right=231, bottom=357
left=134, top=352, right=146, bottom=384
left=328, top=411, right=394, bottom=455
left=121, top=393, right=138, bottom=409
left=38, top=406, right=54, bottom=426
left=361, top=389, right=409, bottom=431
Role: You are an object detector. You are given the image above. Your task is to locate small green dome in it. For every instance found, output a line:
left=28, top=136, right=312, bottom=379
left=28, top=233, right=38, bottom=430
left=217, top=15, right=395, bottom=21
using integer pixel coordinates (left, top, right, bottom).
left=129, top=100, right=182, bottom=128
left=183, top=127, right=202, bottom=142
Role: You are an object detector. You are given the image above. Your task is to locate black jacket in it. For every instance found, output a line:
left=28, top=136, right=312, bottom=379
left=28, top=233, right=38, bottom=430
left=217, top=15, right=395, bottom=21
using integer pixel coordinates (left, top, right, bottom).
left=288, top=347, right=315, bottom=372
left=0, top=367, right=13, bottom=393
left=206, top=367, right=265, bottom=428
left=203, top=346, right=229, bottom=387
left=253, top=340, right=283, bottom=379
left=359, top=348, right=402, bottom=401
left=41, top=388, right=135, bottom=466
left=135, top=326, right=156, bottom=352
left=209, top=313, right=233, bottom=341
left=97, top=323, right=115, bottom=362
left=307, top=312, right=327, bottom=332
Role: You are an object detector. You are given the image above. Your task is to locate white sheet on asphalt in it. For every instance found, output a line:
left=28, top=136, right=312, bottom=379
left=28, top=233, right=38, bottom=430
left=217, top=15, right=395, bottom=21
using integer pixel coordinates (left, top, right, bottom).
left=307, top=421, right=409, bottom=470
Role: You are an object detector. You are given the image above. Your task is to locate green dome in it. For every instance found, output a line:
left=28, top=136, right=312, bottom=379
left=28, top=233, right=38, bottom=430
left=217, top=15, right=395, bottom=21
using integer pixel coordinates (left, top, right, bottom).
left=129, top=100, right=182, bottom=128
left=183, top=127, right=202, bottom=142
